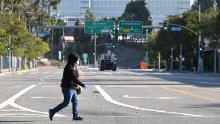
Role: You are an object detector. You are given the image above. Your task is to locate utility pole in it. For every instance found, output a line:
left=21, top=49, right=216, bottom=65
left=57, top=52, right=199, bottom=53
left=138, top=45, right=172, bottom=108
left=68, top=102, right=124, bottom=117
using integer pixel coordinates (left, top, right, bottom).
left=198, top=3, right=202, bottom=72
left=51, top=28, right=54, bottom=59
left=94, top=33, right=97, bottom=68
left=214, top=0, right=218, bottom=73
left=62, top=28, right=65, bottom=63
left=8, top=35, right=11, bottom=72
left=179, top=44, right=183, bottom=71
left=158, top=52, right=161, bottom=70
left=214, top=48, right=217, bottom=73
left=170, top=47, right=173, bottom=72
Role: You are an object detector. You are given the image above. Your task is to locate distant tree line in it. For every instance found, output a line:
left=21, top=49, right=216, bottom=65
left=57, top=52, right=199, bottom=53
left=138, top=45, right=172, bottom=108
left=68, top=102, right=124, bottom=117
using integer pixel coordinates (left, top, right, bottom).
left=0, top=0, right=61, bottom=59
left=145, top=0, right=220, bottom=71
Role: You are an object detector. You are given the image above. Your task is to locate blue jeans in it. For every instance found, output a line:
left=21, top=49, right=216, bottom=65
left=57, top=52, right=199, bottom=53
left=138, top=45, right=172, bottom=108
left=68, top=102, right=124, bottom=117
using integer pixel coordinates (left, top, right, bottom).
left=51, top=87, right=79, bottom=116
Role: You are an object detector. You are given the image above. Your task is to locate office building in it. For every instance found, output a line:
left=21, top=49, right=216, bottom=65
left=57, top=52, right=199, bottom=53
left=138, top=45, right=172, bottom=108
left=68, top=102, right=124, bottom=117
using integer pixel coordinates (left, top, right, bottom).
left=146, top=0, right=191, bottom=26
left=52, top=0, right=190, bottom=26
left=91, top=0, right=129, bottom=19
left=51, top=0, right=90, bottom=25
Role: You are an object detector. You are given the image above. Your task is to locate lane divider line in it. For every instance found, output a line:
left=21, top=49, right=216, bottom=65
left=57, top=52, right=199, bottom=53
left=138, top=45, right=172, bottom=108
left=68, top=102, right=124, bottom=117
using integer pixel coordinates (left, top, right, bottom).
left=0, top=85, right=37, bottom=109
left=95, top=85, right=205, bottom=117
left=160, top=85, right=220, bottom=103
left=0, top=85, right=65, bottom=117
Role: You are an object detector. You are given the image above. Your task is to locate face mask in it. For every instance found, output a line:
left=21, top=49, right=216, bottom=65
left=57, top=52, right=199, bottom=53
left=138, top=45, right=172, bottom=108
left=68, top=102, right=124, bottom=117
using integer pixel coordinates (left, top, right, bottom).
left=76, top=59, right=80, bottom=66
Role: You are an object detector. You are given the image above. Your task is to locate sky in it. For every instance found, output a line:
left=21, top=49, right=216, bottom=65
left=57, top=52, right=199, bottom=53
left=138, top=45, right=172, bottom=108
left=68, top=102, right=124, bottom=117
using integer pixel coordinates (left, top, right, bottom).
left=190, top=0, right=196, bottom=5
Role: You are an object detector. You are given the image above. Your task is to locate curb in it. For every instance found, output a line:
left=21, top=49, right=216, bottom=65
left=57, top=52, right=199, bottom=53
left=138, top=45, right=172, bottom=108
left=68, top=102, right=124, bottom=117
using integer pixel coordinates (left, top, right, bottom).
left=0, top=68, right=39, bottom=76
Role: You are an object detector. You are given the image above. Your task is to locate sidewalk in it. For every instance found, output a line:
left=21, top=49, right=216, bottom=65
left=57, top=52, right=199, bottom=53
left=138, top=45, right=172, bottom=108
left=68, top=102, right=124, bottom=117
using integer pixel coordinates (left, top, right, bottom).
left=0, top=68, right=39, bottom=76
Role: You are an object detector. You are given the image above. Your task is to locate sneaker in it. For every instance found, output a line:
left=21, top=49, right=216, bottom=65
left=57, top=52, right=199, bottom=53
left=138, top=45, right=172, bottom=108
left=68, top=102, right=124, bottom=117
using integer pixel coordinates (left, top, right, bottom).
left=73, top=116, right=83, bottom=121
left=49, top=109, right=55, bottom=121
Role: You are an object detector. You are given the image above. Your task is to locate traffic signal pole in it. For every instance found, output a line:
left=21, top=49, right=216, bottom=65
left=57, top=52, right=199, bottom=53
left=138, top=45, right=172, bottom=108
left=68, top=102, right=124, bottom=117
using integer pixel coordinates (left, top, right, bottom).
left=94, top=33, right=97, bottom=68
left=198, top=3, right=202, bottom=72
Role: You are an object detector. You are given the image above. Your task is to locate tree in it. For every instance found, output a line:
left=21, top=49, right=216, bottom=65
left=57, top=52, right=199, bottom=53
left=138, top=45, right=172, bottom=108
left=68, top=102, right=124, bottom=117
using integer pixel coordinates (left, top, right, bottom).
left=215, top=10, right=220, bottom=37
left=153, top=10, right=202, bottom=70
left=120, top=0, right=151, bottom=26
left=0, top=13, right=49, bottom=58
left=212, top=10, right=220, bottom=72
left=85, top=9, right=96, bottom=21
left=23, top=35, right=49, bottom=59
left=0, top=28, right=7, bottom=55
left=144, top=32, right=158, bottom=66
left=192, top=0, right=220, bottom=11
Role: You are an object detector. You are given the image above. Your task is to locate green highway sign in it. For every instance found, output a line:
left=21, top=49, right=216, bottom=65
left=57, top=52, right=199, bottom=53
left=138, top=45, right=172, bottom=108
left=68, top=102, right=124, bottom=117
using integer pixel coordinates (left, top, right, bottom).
left=119, top=21, right=143, bottom=34
left=84, top=21, right=114, bottom=34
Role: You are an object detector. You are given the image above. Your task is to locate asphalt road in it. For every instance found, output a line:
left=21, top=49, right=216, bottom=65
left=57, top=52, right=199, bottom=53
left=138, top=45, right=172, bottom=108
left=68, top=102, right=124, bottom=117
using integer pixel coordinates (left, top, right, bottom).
left=0, top=66, right=220, bottom=124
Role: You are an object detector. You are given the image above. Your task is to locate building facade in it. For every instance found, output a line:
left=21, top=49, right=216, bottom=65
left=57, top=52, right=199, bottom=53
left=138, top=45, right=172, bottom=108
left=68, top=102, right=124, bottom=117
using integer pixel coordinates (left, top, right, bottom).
left=52, top=0, right=190, bottom=26
left=91, top=0, right=129, bottom=19
left=51, top=0, right=90, bottom=25
left=146, top=0, right=191, bottom=26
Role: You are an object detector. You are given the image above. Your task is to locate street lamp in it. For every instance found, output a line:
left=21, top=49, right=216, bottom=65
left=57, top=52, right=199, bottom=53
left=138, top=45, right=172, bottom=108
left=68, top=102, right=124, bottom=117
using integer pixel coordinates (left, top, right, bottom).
left=91, top=34, right=97, bottom=68
left=164, top=23, right=202, bottom=72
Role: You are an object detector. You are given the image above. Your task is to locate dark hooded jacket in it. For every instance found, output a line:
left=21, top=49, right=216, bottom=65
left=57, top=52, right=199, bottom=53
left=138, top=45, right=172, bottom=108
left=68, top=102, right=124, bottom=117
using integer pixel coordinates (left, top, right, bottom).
left=60, top=53, right=85, bottom=89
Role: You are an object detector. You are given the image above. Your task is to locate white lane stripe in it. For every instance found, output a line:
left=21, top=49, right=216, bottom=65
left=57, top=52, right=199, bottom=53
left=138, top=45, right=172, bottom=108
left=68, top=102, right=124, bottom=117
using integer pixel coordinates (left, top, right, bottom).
left=0, top=85, right=36, bottom=109
left=0, top=85, right=65, bottom=117
left=95, top=85, right=205, bottom=117
left=10, top=102, right=64, bottom=117
left=10, top=102, right=48, bottom=115
left=123, top=95, right=184, bottom=100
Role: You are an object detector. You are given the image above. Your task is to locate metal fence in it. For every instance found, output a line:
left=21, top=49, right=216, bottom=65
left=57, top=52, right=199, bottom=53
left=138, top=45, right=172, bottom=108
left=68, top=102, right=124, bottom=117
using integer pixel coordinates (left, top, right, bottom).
left=0, top=55, right=36, bottom=73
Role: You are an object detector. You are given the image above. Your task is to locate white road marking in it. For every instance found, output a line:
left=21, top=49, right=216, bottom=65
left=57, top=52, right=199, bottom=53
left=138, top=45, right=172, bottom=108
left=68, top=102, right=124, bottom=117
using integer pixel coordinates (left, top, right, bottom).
left=123, top=95, right=184, bottom=100
left=0, top=85, right=65, bottom=117
left=0, top=85, right=37, bottom=109
left=95, top=85, right=205, bottom=117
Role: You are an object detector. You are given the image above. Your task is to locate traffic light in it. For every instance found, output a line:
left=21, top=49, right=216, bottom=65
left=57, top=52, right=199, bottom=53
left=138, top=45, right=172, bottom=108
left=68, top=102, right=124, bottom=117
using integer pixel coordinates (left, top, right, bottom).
left=163, top=21, right=168, bottom=30
left=114, top=27, right=118, bottom=42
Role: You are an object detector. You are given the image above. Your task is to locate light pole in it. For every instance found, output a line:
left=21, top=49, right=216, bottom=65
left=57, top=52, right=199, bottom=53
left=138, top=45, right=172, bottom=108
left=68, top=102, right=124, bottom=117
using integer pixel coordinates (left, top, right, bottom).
left=62, top=28, right=65, bottom=63
left=93, top=33, right=97, bottom=68
left=170, top=47, right=173, bottom=71
left=166, top=23, right=202, bottom=72
left=179, top=44, right=183, bottom=71
left=8, top=34, right=12, bottom=72
left=198, top=3, right=202, bottom=72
